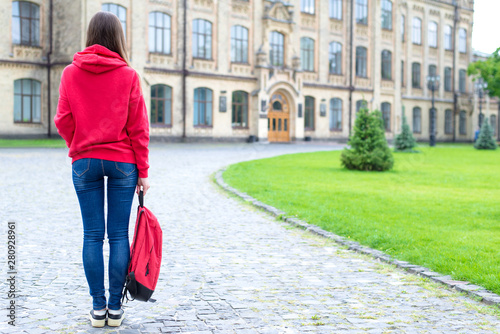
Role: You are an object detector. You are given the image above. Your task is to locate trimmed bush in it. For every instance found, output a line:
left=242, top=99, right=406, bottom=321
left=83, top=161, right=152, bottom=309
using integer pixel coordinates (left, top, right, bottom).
left=341, top=107, right=394, bottom=171
left=474, top=117, right=497, bottom=150
left=394, top=112, right=418, bottom=152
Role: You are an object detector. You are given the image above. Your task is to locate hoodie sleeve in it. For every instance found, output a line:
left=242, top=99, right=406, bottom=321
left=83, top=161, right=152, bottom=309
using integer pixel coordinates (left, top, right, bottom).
left=54, top=69, right=75, bottom=148
left=126, top=71, right=150, bottom=178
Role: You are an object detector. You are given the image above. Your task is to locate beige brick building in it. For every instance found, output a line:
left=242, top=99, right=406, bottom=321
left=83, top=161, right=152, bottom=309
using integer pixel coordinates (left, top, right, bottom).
left=1, top=0, right=498, bottom=142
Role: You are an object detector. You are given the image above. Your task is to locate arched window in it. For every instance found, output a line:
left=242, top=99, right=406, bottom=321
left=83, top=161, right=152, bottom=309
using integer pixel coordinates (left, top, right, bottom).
left=231, top=25, right=249, bottom=63
left=444, top=67, right=452, bottom=92
left=412, top=107, right=421, bottom=133
left=491, top=115, right=497, bottom=137
left=381, top=50, right=392, bottom=80
left=412, top=62, right=421, bottom=88
left=355, top=46, right=367, bottom=77
left=301, top=0, right=315, bottom=14
left=102, top=3, right=127, bottom=37
left=269, top=31, right=284, bottom=67
left=329, top=42, right=342, bottom=74
left=329, top=98, right=342, bottom=131
left=444, top=25, right=453, bottom=51
left=381, top=102, right=391, bottom=132
left=381, top=0, right=392, bottom=30
left=356, top=99, right=367, bottom=113
left=329, top=0, right=342, bottom=20
left=412, top=17, right=422, bottom=45
left=14, top=79, right=41, bottom=123
left=401, top=15, right=405, bottom=42
left=194, top=88, right=213, bottom=126
left=232, top=91, right=248, bottom=128
left=459, top=28, right=467, bottom=53
left=355, top=0, right=368, bottom=25
left=150, top=84, right=172, bottom=125
left=459, top=110, right=467, bottom=135
left=304, top=96, right=315, bottom=130
left=428, top=108, right=437, bottom=135
left=12, top=1, right=40, bottom=46
left=445, top=109, right=453, bottom=134
left=193, top=19, right=212, bottom=59
left=428, top=21, right=438, bottom=48
left=300, top=37, right=314, bottom=71
left=149, top=12, right=171, bottom=54
left=429, top=64, right=437, bottom=77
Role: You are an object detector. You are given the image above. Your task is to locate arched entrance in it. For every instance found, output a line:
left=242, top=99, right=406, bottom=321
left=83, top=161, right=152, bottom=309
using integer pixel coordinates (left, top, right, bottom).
left=268, top=92, right=290, bottom=142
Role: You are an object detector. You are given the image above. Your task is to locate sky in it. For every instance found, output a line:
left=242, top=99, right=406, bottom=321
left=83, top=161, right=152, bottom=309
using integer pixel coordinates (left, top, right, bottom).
left=472, top=0, right=500, bottom=54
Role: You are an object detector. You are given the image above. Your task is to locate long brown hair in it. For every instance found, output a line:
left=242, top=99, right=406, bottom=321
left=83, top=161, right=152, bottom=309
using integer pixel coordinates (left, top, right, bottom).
left=85, top=11, right=129, bottom=65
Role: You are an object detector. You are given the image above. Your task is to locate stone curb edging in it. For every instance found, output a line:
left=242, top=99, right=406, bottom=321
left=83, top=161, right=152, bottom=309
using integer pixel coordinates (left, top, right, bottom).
left=215, top=168, right=500, bottom=308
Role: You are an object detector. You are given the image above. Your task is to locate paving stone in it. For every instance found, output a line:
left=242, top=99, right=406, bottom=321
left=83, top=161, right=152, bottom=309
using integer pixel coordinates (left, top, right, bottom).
left=1, top=143, right=500, bottom=334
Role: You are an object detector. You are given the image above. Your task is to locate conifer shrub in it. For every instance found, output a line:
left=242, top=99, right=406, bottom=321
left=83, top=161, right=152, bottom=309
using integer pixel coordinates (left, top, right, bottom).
left=394, top=112, right=418, bottom=152
left=474, top=117, right=497, bottom=150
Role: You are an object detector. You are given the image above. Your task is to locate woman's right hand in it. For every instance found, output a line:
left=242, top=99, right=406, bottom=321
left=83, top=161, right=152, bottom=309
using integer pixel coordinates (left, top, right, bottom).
left=136, top=177, right=150, bottom=196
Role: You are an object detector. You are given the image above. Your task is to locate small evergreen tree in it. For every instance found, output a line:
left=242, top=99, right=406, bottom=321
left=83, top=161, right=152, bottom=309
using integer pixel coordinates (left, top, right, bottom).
left=394, top=112, right=418, bottom=152
left=474, top=117, right=497, bottom=150
left=341, top=107, right=394, bottom=171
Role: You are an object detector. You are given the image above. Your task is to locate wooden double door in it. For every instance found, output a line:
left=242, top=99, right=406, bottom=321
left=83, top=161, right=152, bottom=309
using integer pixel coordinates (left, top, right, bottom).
left=267, top=92, right=290, bottom=142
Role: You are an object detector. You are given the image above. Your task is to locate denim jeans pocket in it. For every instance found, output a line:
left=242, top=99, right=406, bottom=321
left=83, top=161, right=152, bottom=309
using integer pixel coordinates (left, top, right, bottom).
left=115, top=161, right=137, bottom=176
left=72, top=158, right=91, bottom=177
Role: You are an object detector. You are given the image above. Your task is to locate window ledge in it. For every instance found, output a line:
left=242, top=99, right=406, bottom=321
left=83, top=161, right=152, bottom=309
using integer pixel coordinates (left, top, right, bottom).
left=330, top=128, right=342, bottom=132
left=232, top=126, right=249, bottom=129
left=151, top=124, right=172, bottom=128
left=194, top=125, right=213, bottom=128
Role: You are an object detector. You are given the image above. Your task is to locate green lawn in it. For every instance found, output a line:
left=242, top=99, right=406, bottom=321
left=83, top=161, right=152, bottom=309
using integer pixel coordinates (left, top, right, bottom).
left=223, top=146, right=500, bottom=294
left=0, top=138, right=66, bottom=148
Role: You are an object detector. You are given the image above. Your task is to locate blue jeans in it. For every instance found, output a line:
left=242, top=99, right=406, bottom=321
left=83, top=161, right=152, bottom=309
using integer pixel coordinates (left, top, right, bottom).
left=72, top=158, right=138, bottom=311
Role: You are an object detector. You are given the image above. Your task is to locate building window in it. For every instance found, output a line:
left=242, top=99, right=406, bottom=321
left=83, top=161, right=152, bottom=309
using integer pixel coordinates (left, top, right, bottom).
left=269, top=31, right=284, bottom=67
left=491, top=115, right=497, bottom=137
left=12, top=1, right=40, bottom=46
left=301, top=0, right=315, bottom=14
left=329, top=0, right=342, bottom=20
left=445, top=109, right=453, bottom=134
left=444, top=25, right=452, bottom=51
left=412, top=107, right=421, bottom=133
left=459, top=28, right=467, bottom=53
left=356, top=99, right=367, bottom=112
left=330, top=98, right=342, bottom=130
left=412, top=62, right=421, bottom=88
left=401, top=15, right=405, bottom=42
left=355, top=46, right=367, bottom=77
left=231, top=25, right=249, bottom=63
left=428, top=21, right=438, bottom=48
left=444, top=67, right=452, bottom=92
left=304, top=96, right=315, bottom=130
left=412, top=17, right=422, bottom=45
left=459, top=69, right=466, bottom=93
left=428, top=108, right=436, bottom=135
left=232, top=91, right=248, bottom=128
left=193, top=19, right=212, bottom=59
left=401, top=60, right=405, bottom=87
left=429, top=64, right=437, bottom=78
left=102, top=3, right=127, bottom=37
left=329, top=42, right=342, bottom=75
left=150, top=84, right=172, bottom=125
left=381, top=0, right=392, bottom=30
left=355, top=0, right=368, bottom=25
left=149, top=12, right=171, bottom=54
left=14, top=79, right=41, bottom=123
left=194, top=87, right=213, bottom=126
left=381, top=102, right=391, bottom=132
left=300, top=37, right=314, bottom=71
left=459, top=110, right=466, bottom=135
left=381, top=50, right=392, bottom=80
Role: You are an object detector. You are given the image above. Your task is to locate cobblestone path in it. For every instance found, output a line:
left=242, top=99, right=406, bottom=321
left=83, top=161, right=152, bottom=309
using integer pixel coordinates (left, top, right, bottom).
left=1, top=143, right=499, bottom=334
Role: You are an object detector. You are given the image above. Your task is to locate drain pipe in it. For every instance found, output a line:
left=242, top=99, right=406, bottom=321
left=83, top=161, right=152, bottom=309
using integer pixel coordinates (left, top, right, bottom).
left=181, top=0, right=187, bottom=141
left=47, top=0, right=53, bottom=137
left=348, top=0, right=354, bottom=137
left=452, top=0, right=458, bottom=142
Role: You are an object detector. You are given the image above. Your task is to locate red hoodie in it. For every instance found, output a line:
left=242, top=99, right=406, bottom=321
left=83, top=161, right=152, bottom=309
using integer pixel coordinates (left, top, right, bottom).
left=54, top=44, right=150, bottom=178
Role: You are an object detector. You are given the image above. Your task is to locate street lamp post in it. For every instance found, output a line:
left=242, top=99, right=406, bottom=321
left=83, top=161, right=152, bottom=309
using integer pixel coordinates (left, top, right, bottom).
left=427, top=75, right=440, bottom=147
left=475, top=78, right=487, bottom=128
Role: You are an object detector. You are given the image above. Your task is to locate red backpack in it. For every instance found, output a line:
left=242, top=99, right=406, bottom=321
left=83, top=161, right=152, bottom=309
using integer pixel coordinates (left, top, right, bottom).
left=121, top=191, right=162, bottom=304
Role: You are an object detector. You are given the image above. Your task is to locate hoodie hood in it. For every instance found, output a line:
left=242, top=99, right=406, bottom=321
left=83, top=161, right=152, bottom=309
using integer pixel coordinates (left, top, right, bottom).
left=73, top=44, right=127, bottom=74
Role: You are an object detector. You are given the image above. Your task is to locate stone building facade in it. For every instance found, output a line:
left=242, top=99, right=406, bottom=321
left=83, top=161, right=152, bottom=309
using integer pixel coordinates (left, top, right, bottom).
left=1, top=0, right=498, bottom=142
